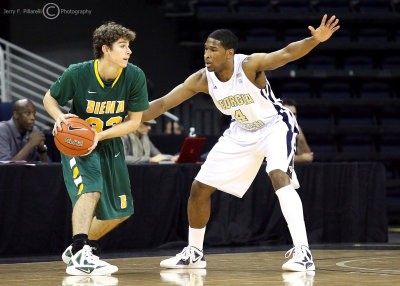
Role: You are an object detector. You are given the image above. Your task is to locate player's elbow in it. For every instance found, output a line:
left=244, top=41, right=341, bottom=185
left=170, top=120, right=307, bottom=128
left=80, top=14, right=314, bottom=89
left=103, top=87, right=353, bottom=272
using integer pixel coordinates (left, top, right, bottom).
left=127, top=119, right=140, bottom=133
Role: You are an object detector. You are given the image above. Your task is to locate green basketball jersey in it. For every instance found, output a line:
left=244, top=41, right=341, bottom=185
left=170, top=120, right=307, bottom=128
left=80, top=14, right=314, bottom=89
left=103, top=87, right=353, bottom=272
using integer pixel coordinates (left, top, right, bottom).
left=50, top=60, right=149, bottom=220
left=50, top=60, right=149, bottom=133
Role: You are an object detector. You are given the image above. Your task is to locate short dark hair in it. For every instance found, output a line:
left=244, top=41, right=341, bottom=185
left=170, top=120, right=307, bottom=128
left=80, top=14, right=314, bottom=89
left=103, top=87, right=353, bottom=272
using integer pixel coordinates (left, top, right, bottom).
left=208, top=29, right=238, bottom=52
left=282, top=98, right=297, bottom=107
left=93, top=21, right=136, bottom=59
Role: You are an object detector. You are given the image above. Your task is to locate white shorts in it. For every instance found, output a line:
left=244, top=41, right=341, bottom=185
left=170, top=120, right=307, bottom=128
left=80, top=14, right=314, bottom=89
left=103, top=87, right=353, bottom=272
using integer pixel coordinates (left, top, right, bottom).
left=195, top=115, right=299, bottom=198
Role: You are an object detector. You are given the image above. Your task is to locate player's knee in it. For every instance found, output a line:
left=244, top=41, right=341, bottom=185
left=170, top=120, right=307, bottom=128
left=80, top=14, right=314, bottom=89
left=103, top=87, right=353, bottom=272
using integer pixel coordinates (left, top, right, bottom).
left=81, top=191, right=101, bottom=200
left=119, top=215, right=131, bottom=222
left=190, top=180, right=215, bottom=200
left=268, top=169, right=290, bottom=191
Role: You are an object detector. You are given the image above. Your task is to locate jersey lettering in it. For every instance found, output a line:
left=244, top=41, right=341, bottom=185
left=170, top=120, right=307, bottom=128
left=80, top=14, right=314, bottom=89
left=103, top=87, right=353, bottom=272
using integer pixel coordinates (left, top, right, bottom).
left=218, top=94, right=254, bottom=110
left=240, top=120, right=265, bottom=130
left=86, top=100, right=125, bottom=115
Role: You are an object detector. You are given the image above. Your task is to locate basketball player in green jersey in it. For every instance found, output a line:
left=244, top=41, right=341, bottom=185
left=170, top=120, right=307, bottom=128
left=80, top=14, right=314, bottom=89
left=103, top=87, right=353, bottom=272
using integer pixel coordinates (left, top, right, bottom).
left=43, top=22, right=149, bottom=276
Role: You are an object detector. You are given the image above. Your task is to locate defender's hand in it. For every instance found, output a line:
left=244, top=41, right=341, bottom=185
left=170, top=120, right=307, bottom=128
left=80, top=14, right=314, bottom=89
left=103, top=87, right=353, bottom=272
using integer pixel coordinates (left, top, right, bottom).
left=308, top=14, right=340, bottom=43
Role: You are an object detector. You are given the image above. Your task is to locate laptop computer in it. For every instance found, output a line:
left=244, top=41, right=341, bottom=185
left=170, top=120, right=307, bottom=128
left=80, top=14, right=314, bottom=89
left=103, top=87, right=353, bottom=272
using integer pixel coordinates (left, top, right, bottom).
left=176, top=137, right=206, bottom=163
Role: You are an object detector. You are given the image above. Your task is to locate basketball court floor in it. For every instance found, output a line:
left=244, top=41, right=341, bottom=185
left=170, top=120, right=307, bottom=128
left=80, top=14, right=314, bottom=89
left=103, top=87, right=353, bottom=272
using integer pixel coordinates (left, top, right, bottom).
left=1, top=244, right=399, bottom=286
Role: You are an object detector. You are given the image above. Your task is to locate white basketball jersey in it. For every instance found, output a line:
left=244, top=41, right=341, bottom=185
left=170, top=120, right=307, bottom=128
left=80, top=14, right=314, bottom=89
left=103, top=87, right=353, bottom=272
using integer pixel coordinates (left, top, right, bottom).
left=206, top=54, right=283, bottom=131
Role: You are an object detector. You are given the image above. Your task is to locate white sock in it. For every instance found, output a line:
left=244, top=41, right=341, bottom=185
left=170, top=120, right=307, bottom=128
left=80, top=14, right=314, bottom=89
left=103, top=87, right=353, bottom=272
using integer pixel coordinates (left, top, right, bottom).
left=276, top=185, right=309, bottom=247
left=188, top=226, right=206, bottom=250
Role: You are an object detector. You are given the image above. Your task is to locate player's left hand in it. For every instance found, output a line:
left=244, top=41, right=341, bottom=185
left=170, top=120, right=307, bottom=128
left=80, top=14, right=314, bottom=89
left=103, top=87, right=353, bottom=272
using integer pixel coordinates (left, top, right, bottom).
left=82, top=128, right=98, bottom=156
left=308, top=14, right=340, bottom=42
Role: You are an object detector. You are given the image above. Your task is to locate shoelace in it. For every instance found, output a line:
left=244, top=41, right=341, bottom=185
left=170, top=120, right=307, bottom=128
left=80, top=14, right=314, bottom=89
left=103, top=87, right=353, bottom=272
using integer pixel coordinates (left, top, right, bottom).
left=285, top=245, right=304, bottom=259
left=176, top=247, right=190, bottom=259
left=82, top=245, right=100, bottom=263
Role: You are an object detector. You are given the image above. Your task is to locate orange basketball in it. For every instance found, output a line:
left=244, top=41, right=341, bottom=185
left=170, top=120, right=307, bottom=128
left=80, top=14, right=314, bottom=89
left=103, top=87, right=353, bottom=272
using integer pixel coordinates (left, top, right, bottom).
left=54, top=117, right=95, bottom=157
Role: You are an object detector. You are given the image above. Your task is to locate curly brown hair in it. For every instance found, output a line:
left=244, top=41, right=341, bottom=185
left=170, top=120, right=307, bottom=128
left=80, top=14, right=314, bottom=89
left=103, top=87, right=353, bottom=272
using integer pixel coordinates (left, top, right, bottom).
left=93, top=22, right=136, bottom=59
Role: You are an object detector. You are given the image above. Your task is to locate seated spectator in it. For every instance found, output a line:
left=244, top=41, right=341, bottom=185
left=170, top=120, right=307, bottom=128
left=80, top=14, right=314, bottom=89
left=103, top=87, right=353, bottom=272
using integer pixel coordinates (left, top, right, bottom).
left=164, top=120, right=184, bottom=135
left=282, top=98, right=314, bottom=163
left=122, top=119, right=178, bottom=163
left=0, top=99, right=48, bottom=162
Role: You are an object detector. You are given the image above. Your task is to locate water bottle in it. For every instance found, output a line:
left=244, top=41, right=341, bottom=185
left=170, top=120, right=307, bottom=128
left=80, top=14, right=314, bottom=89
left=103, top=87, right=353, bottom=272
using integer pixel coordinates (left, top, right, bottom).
left=189, top=127, right=196, bottom=137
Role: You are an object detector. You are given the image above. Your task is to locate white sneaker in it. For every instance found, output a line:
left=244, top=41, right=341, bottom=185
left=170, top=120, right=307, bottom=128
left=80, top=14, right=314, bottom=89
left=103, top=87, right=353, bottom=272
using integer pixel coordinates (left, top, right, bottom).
left=282, top=245, right=315, bottom=272
left=62, top=245, right=73, bottom=264
left=62, top=275, right=119, bottom=286
left=160, top=246, right=206, bottom=269
left=62, top=243, right=100, bottom=264
left=66, top=245, right=118, bottom=276
left=282, top=271, right=315, bottom=286
left=160, top=269, right=207, bottom=286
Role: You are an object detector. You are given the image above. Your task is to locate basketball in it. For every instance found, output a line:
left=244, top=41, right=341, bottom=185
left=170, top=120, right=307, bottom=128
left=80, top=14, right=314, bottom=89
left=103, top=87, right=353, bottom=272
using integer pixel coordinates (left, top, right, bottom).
left=54, top=117, right=95, bottom=157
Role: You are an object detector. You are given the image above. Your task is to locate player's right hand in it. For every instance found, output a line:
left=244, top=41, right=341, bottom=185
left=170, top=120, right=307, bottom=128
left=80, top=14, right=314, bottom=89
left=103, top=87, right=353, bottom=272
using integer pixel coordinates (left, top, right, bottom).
left=53, top=113, right=78, bottom=135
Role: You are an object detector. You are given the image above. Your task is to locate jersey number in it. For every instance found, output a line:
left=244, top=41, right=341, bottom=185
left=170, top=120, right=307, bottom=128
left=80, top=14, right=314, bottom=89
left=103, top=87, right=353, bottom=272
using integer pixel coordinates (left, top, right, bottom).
left=234, top=109, right=248, bottom=122
left=86, top=116, right=123, bottom=133
left=119, top=195, right=127, bottom=209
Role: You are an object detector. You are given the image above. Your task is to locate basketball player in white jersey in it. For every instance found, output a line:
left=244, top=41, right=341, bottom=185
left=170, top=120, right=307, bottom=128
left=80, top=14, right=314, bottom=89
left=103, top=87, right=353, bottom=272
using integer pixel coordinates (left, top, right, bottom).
left=142, top=14, right=339, bottom=272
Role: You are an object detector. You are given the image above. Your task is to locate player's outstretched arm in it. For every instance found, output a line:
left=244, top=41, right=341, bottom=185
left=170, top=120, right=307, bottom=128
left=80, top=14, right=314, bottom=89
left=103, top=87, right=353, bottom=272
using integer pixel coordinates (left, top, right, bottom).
left=142, top=69, right=208, bottom=122
left=248, top=14, right=340, bottom=72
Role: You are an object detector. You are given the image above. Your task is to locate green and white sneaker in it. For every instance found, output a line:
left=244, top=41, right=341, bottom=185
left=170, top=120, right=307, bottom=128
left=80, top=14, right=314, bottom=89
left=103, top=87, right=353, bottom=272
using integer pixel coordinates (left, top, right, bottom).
left=62, top=242, right=100, bottom=264
left=62, top=245, right=73, bottom=264
left=66, top=245, right=118, bottom=276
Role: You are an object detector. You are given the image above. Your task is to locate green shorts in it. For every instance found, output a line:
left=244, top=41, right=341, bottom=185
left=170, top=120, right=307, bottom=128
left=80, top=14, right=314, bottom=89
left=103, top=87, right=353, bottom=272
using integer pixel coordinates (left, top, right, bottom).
left=61, top=137, right=134, bottom=220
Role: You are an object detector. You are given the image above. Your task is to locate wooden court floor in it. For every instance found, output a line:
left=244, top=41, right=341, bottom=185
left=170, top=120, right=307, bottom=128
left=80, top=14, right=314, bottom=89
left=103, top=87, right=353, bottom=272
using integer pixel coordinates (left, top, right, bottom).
left=1, top=247, right=399, bottom=286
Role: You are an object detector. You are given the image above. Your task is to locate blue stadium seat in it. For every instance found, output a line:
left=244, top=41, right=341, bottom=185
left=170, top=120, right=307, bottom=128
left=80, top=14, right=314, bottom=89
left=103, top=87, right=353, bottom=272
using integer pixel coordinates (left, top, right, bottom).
left=284, top=28, right=310, bottom=42
left=337, top=106, right=375, bottom=128
left=379, top=135, right=400, bottom=152
left=280, top=82, right=313, bottom=98
left=341, top=135, right=374, bottom=152
left=343, top=56, right=374, bottom=70
left=0, top=102, right=13, bottom=121
left=382, top=56, right=400, bottom=69
left=357, top=28, right=388, bottom=42
left=359, top=82, right=392, bottom=98
left=235, top=0, right=274, bottom=12
left=306, top=134, right=336, bottom=152
left=246, top=28, right=277, bottom=42
left=357, top=0, right=392, bottom=13
left=320, top=82, right=352, bottom=98
left=195, top=0, right=230, bottom=12
left=275, top=0, right=311, bottom=12
left=305, top=55, right=337, bottom=70
left=331, top=28, right=353, bottom=42
left=313, top=0, right=351, bottom=13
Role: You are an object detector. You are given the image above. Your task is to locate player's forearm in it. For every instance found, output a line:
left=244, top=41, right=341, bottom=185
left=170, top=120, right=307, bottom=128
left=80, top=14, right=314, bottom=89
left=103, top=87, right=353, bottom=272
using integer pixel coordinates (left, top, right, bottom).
left=283, top=36, right=320, bottom=62
left=43, top=91, right=64, bottom=121
left=142, top=98, right=167, bottom=122
left=98, top=120, right=140, bottom=141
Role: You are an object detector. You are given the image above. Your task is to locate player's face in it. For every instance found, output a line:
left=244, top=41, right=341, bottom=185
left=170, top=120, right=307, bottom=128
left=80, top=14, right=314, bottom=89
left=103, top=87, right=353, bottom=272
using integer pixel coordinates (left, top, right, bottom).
left=108, top=38, right=131, bottom=68
left=204, top=38, right=231, bottom=72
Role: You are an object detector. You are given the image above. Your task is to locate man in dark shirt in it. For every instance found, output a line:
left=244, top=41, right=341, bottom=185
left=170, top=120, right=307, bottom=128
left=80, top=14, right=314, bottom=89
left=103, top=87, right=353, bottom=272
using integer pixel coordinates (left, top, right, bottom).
left=0, top=99, right=48, bottom=162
